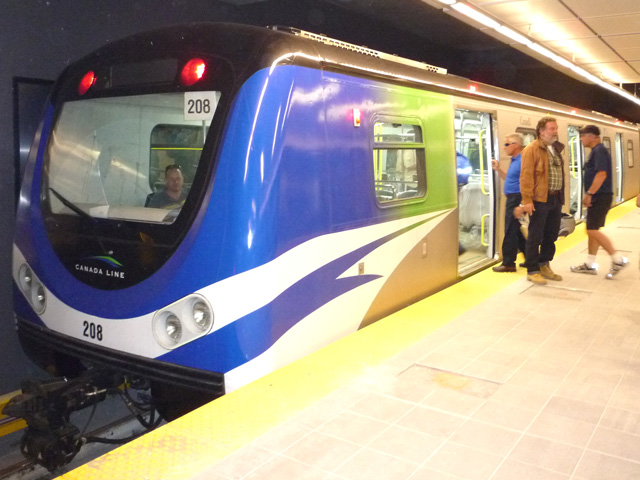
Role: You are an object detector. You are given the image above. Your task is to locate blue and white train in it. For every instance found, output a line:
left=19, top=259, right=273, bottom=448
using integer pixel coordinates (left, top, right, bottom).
left=12, top=23, right=640, bottom=415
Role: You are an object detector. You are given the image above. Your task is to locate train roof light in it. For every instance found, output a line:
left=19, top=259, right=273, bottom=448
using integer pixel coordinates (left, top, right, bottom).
left=181, top=58, right=206, bottom=86
left=78, top=71, right=96, bottom=95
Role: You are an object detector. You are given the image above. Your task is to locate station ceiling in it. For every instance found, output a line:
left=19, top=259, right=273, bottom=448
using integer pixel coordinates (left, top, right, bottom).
left=224, top=0, right=640, bottom=123
left=425, top=0, right=640, bottom=87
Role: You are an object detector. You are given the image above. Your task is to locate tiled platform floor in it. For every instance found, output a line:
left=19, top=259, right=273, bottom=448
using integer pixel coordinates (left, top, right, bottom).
left=197, top=208, right=640, bottom=480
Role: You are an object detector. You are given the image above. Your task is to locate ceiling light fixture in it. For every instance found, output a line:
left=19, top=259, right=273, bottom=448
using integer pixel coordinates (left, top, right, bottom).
left=451, top=2, right=500, bottom=29
left=442, top=0, right=640, bottom=108
left=496, top=25, right=532, bottom=46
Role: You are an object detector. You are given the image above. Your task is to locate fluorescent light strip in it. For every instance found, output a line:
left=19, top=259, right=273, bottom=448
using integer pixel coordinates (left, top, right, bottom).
left=439, top=0, right=640, bottom=109
left=451, top=2, right=500, bottom=29
left=496, top=25, right=532, bottom=46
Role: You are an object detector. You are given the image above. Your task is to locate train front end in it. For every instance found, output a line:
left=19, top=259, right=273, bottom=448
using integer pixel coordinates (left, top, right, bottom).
left=12, top=27, right=244, bottom=407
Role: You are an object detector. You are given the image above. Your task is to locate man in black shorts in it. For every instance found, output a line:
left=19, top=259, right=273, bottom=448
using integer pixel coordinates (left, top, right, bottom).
left=570, top=125, right=628, bottom=278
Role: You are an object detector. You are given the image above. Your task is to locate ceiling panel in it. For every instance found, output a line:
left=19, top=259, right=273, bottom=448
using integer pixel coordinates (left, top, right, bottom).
left=525, top=19, right=595, bottom=42
left=604, top=34, right=640, bottom=50
left=562, top=0, right=640, bottom=17
left=615, top=48, right=640, bottom=61
left=472, top=0, right=574, bottom=24
left=583, top=14, right=640, bottom=36
left=544, top=37, right=610, bottom=61
left=588, top=62, right=640, bottom=83
left=570, top=49, right=628, bottom=65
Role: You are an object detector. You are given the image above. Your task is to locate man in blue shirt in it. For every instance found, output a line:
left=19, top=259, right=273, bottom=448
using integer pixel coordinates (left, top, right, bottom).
left=570, top=125, right=627, bottom=278
left=491, top=134, right=526, bottom=272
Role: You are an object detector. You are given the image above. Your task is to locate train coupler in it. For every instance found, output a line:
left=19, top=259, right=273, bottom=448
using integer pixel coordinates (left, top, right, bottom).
left=1, top=369, right=122, bottom=472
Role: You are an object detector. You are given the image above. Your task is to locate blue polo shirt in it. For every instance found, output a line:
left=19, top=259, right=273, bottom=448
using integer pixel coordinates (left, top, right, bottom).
left=584, top=143, right=613, bottom=194
left=504, top=153, right=522, bottom=195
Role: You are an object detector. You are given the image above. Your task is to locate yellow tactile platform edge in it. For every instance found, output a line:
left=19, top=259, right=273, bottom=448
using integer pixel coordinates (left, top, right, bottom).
left=0, top=390, right=27, bottom=437
left=58, top=200, right=636, bottom=480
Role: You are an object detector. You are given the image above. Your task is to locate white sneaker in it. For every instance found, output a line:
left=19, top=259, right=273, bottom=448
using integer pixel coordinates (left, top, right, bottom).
left=570, top=263, right=598, bottom=275
left=606, top=257, right=628, bottom=279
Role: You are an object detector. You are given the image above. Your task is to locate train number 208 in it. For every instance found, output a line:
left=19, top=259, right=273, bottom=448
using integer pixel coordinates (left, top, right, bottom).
left=83, top=321, right=103, bottom=341
left=187, top=98, right=211, bottom=115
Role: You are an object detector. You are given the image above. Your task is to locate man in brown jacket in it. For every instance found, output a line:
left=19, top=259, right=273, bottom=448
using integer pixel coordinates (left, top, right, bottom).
left=519, top=116, right=565, bottom=285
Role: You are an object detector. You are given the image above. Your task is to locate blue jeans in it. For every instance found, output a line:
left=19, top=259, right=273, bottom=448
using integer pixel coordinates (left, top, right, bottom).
left=525, top=193, right=563, bottom=274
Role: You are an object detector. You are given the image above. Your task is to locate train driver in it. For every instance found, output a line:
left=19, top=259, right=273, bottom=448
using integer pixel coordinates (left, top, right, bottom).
left=146, top=164, right=187, bottom=209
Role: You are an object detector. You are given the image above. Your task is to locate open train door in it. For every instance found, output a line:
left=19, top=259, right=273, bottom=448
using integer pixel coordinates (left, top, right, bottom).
left=568, top=125, right=586, bottom=222
left=455, top=108, right=497, bottom=276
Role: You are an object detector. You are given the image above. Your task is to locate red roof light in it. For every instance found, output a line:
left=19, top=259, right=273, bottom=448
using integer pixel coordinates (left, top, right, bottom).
left=78, top=71, right=96, bottom=95
left=181, top=58, right=206, bottom=86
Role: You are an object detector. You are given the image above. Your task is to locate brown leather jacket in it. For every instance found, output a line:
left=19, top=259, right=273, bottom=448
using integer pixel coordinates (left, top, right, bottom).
left=520, top=138, right=565, bottom=205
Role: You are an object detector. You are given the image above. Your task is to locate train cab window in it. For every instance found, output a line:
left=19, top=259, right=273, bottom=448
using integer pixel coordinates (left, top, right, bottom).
left=372, top=121, right=425, bottom=203
left=627, top=140, right=635, bottom=167
left=44, top=91, right=220, bottom=224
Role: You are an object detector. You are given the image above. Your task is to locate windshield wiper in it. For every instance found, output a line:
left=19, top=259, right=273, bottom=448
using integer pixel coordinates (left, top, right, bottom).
left=49, top=188, right=94, bottom=221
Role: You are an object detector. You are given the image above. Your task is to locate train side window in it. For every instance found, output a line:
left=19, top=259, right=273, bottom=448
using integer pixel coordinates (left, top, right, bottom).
left=627, top=140, right=634, bottom=167
left=372, top=121, right=425, bottom=203
left=516, top=128, right=536, bottom=146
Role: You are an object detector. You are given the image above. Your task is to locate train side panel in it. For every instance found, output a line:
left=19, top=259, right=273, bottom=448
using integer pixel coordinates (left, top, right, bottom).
left=220, top=67, right=459, bottom=390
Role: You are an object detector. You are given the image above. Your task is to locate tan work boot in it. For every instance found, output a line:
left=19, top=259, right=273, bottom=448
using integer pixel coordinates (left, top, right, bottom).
left=527, top=273, right=547, bottom=285
left=540, top=264, right=562, bottom=281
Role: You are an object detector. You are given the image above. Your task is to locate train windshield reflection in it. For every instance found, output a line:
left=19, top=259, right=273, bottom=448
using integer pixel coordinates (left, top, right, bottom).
left=44, top=92, right=218, bottom=224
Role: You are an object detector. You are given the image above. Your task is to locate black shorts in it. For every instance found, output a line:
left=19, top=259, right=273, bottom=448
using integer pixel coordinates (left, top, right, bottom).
left=586, top=193, right=613, bottom=230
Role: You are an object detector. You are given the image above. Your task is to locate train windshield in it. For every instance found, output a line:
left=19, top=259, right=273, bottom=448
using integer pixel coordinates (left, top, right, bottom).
left=44, top=91, right=220, bottom=224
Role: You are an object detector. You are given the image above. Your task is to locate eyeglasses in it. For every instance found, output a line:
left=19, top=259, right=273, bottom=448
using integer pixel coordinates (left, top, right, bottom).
left=504, top=142, right=515, bottom=147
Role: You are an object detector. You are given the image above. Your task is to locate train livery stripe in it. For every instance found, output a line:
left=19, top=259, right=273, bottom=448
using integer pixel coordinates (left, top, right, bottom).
left=14, top=209, right=451, bottom=372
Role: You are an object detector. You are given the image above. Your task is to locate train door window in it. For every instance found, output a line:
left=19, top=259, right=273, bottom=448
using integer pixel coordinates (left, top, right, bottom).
left=604, top=136, right=622, bottom=203
left=627, top=139, right=634, bottom=168
left=615, top=134, right=625, bottom=200
left=372, top=121, right=425, bottom=203
left=455, top=108, right=496, bottom=275
left=150, top=124, right=207, bottom=194
left=568, top=125, right=585, bottom=221
left=516, top=128, right=536, bottom=146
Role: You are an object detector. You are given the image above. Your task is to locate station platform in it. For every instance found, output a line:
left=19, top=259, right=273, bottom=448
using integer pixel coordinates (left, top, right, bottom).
left=58, top=200, right=640, bottom=480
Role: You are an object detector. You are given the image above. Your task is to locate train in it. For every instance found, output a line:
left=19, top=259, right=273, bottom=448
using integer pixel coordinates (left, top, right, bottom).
left=12, top=22, right=640, bottom=417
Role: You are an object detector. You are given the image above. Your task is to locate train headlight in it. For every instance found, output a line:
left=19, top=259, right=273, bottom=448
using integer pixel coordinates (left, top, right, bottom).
left=18, top=264, right=33, bottom=294
left=165, top=314, right=182, bottom=343
left=192, top=301, right=212, bottom=331
left=152, top=295, right=213, bottom=350
left=153, top=311, right=184, bottom=349
left=32, top=283, right=46, bottom=315
left=17, top=263, right=46, bottom=315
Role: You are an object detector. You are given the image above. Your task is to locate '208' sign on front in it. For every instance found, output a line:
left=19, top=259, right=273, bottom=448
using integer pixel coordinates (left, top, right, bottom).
left=184, top=91, right=221, bottom=121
